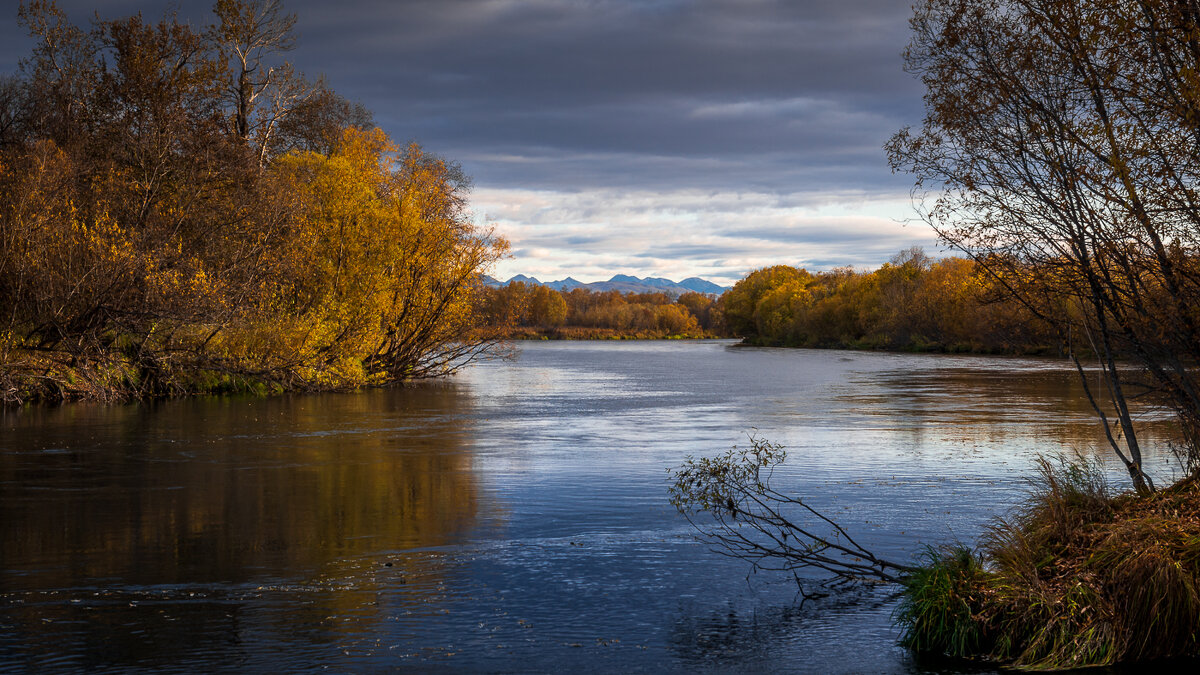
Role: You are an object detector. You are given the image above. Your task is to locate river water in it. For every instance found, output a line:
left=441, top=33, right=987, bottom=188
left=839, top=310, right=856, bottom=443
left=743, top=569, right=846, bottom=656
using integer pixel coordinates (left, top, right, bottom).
left=0, top=341, right=1179, bottom=673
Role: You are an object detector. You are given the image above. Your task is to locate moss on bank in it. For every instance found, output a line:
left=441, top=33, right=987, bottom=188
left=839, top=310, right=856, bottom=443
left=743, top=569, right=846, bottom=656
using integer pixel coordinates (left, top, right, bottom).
left=1, top=356, right=292, bottom=405
left=897, top=456, right=1200, bottom=670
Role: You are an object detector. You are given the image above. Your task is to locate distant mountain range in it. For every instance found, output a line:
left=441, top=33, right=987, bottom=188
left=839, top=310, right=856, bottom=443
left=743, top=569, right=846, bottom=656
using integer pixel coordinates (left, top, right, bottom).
left=482, top=273, right=728, bottom=296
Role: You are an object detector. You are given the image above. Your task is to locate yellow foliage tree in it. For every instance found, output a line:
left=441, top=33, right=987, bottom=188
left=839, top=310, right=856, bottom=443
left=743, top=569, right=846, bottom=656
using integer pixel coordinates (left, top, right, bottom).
left=720, top=265, right=814, bottom=341
left=0, top=0, right=509, bottom=402
left=221, top=128, right=508, bottom=387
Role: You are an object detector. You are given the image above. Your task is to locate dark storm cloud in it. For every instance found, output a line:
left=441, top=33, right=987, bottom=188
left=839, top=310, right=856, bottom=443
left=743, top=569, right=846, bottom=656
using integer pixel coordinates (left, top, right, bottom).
left=2, top=0, right=920, bottom=192
left=282, top=0, right=925, bottom=194
left=0, top=1, right=932, bottom=279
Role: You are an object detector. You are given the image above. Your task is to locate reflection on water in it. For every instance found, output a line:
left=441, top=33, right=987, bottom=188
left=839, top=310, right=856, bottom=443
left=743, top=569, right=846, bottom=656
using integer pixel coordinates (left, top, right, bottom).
left=0, top=385, right=483, bottom=671
left=0, top=342, right=1184, bottom=673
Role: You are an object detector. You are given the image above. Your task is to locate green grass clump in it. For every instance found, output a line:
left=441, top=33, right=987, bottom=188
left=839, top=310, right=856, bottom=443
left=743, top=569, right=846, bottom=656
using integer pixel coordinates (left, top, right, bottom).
left=899, top=455, right=1200, bottom=670
left=895, top=545, right=990, bottom=657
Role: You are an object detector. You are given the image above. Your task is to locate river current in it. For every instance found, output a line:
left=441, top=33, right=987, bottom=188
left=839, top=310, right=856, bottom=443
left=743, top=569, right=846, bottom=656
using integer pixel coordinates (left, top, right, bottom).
left=0, top=341, right=1178, bottom=673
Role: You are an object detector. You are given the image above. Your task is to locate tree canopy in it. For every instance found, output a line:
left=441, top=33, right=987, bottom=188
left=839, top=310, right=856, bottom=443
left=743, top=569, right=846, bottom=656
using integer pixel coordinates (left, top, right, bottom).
left=0, top=1, right=507, bottom=403
left=889, top=0, right=1200, bottom=491
left=717, top=251, right=1055, bottom=353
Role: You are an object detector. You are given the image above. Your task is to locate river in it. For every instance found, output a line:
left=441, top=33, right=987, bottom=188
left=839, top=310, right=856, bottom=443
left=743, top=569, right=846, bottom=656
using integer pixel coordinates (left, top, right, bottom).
left=0, top=340, right=1179, bottom=673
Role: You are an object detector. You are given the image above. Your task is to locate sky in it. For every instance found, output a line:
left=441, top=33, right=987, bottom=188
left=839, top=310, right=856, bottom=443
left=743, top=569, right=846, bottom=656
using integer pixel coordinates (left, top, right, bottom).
left=0, top=0, right=942, bottom=286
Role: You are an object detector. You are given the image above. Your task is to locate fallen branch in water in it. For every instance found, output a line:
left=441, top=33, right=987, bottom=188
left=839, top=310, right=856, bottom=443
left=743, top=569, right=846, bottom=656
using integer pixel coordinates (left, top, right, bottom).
left=668, top=435, right=914, bottom=585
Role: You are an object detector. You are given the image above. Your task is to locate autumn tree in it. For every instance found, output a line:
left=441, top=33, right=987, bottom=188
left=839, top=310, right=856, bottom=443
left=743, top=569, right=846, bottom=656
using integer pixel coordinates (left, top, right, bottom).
left=15, top=1, right=97, bottom=152
left=476, top=284, right=718, bottom=338
left=527, top=285, right=568, bottom=328
left=210, top=0, right=304, bottom=164
left=0, top=3, right=275, bottom=397
left=888, top=0, right=1200, bottom=491
left=0, top=2, right=507, bottom=402
left=224, top=129, right=507, bottom=385
left=477, top=281, right=531, bottom=329
left=677, top=291, right=721, bottom=331
left=720, top=265, right=814, bottom=341
left=274, top=81, right=374, bottom=156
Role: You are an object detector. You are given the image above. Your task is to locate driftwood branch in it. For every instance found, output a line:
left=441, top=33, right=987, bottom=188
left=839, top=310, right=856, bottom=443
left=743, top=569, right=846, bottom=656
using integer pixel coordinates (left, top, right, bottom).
left=669, top=435, right=914, bottom=586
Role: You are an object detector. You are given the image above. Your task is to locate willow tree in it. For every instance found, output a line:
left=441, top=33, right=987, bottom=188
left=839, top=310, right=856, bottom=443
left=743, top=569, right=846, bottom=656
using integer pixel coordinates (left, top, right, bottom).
left=888, top=0, right=1200, bottom=492
left=0, top=2, right=507, bottom=402
left=231, top=128, right=507, bottom=387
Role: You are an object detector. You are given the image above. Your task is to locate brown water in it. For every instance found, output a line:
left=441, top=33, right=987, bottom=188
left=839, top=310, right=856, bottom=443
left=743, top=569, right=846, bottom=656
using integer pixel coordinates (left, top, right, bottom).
left=0, top=341, right=1179, bottom=673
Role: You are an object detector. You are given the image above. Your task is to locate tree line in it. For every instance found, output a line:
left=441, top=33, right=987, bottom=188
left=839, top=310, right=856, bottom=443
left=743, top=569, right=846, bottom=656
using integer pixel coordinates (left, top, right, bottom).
left=476, top=248, right=1073, bottom=353
left=719, top=247, right=1057, bottom=353
left=0, top=1, right=507, bottom=404
left=476, top=282, right=725, bottom=339
left=475, top=248, right=1094, bottom=352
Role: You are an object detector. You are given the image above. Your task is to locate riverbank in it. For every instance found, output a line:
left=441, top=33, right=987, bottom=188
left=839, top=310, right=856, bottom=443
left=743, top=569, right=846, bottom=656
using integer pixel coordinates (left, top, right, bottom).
left=497, top=326, right=722, bottom=340
left=898, top=456, right=1200, bottom=669
left=734, top=334, right=1064, bottom=356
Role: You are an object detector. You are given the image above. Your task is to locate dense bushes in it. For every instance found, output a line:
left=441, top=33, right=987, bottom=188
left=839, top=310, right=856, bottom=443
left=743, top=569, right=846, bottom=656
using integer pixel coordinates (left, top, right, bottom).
left=0, top=2, right=506, bottom=403
left=478, top=284, right=725, bottom=338
left=720, top=248, right=1058, bottom=353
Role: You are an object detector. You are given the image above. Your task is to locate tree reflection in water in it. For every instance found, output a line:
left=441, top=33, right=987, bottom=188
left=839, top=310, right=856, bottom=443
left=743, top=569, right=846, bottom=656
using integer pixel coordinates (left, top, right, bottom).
left=0, top=384, right=484, bottom=670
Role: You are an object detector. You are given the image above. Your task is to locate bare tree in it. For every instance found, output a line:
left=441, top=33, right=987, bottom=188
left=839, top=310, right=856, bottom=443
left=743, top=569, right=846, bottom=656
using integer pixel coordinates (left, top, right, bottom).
left=16, top=0, right=99, bottom=150
left=888, top=0, right=1200, bottom=493
left=273, top=80, right=374, bottom=157
left=210, top=0, right=305, bottom=163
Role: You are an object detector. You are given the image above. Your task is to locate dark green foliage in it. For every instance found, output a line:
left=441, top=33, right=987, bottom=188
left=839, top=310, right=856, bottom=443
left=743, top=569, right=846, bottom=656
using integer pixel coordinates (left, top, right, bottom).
left=895, top=546, right=989, bottom=658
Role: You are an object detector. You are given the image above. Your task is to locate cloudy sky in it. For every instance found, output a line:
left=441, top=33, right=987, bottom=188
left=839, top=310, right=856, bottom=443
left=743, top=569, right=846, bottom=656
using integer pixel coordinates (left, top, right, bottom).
left=1, top=0, right=941, bottom=285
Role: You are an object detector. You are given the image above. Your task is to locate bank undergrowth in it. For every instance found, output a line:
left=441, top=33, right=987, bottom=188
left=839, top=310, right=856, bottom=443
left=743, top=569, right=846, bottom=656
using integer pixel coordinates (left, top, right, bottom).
left=896, top=455, right=1200, bottom=670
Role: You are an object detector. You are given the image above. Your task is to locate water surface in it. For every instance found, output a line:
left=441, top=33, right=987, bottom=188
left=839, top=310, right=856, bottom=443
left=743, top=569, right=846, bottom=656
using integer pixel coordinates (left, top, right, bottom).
left=0, top=341, right=1178, bottom=672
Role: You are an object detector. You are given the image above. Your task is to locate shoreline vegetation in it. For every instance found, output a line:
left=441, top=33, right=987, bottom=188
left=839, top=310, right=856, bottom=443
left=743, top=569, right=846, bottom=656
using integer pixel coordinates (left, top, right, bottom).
left=897, top=457, right=1200, bottom=670
left=477, top=282, right=725, bottom=341
left=480, top=248, right=1067, bottom=355
left=0, top=2, right=508, bottom=405
left=717, top=248, right=1063, bottom=356
left=672, top=443, right=1200, bottom=671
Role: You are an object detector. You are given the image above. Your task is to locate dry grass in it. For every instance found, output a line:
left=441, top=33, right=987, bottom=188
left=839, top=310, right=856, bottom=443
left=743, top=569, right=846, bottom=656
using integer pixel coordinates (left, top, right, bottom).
left=898, top=455, right=1200, bottom=669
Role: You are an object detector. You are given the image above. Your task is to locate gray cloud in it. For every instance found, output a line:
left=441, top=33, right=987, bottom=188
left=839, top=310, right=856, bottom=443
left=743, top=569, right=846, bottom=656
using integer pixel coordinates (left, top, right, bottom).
left=724, top=223, right=925, bottom=245
left=473, top=186, right=939, bottom=284
left=286, top=0, right=924, bottom=193
left=1, top=0, right=930, bottom=279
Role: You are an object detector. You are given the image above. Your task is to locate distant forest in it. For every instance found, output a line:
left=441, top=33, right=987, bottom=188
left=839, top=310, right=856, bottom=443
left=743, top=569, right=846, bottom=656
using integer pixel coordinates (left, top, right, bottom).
left=477, top=283, right=724, bottom=339
left=478, top=248, right=1062, bottom=354
left=719, top=248, right=1058, bottom=354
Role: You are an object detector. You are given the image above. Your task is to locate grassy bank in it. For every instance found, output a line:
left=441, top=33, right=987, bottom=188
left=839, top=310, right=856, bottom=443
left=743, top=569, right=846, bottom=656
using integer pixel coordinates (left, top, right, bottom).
left=897, top=456, right=1200, bottom=669
left=0, top=352, right=294, bottom=405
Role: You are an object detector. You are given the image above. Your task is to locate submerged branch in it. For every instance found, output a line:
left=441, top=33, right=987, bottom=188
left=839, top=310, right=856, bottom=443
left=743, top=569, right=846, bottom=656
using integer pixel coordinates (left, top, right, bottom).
left=668, top=435, right=915, bottom=586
